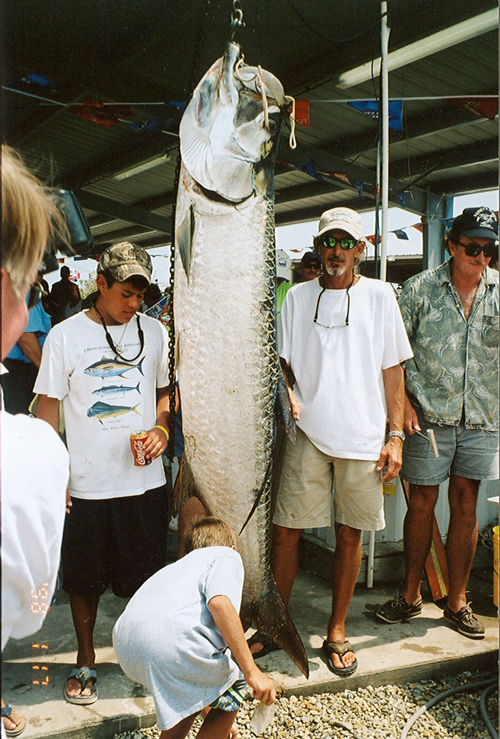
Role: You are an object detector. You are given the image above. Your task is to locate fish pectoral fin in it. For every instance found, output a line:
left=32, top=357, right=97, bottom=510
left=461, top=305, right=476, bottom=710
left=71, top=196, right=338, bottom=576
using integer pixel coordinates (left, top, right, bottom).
left=275, top=370, right=297, bottom=445
left=176, top=204, right=195, bottom=279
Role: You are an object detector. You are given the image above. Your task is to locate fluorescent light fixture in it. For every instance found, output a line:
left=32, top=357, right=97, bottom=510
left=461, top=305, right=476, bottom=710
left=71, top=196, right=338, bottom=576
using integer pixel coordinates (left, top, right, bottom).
left=337, top=8, right=499, bottom=89
left=114, top=154, right=170, bottom=180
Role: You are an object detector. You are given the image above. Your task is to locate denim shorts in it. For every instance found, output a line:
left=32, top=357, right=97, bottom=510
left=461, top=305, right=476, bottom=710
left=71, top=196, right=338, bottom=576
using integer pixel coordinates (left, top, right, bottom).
left=209, top=679, right=247, bottom=712
left=401, top=411, right=499, bottom=486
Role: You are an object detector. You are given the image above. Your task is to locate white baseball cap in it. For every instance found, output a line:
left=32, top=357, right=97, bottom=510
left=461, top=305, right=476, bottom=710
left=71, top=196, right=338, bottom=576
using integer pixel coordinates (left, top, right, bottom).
left=317, top=207, right=363, bottom=241
left=276, top=249, right=291, bottom=280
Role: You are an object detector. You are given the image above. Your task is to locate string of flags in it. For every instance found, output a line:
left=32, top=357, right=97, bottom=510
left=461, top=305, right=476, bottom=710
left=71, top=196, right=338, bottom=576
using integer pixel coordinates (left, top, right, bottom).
left=291, top=96, right=498, bottom=128
left=4, top=73, right=185, bottom=133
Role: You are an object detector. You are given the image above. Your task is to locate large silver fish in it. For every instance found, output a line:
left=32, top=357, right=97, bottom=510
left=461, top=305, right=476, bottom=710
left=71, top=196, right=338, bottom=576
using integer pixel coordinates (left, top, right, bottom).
left=174, top=42, right=308, bottom=678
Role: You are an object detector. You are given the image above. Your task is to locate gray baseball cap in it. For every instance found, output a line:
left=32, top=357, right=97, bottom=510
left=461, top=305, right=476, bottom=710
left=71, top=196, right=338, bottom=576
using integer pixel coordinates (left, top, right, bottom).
left=98, top=242, right=152, bottom=283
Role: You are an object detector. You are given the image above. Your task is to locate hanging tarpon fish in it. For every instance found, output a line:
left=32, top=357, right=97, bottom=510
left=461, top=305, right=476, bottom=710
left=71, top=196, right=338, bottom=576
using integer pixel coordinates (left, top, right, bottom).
left=174, top=41, right=308, bottom=678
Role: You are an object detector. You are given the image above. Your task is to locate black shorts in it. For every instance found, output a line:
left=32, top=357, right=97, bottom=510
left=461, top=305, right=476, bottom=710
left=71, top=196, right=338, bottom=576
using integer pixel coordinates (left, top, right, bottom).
left=62, top=486, right=169, bottom=598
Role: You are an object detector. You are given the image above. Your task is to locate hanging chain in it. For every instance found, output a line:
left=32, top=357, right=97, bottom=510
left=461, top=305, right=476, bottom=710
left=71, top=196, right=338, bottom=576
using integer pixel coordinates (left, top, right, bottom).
left=166, top=0, right=212, bottom=460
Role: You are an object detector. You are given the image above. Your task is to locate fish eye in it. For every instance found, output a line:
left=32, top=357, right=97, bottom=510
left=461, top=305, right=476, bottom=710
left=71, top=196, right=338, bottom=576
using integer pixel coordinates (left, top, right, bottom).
left=266, top=112, right=280, bottom=133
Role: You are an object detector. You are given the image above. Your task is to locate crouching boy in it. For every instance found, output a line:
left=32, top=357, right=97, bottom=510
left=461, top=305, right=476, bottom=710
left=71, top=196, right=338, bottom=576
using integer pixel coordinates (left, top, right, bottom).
left=113, top=517, right=275, bottom=739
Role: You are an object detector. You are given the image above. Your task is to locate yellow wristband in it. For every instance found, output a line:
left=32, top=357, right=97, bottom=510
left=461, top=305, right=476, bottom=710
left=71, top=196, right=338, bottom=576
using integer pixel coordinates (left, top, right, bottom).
left=154, top=425, right=169, bottom=439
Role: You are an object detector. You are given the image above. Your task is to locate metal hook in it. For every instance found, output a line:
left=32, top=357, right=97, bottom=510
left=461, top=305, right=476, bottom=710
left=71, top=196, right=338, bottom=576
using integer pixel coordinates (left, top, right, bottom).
left=231, top=0, right=244, bottom=39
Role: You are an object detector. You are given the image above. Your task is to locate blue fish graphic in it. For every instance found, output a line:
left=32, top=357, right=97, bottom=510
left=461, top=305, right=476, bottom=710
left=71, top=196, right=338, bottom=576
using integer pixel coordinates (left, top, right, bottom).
left=84, top=356, right=145, bottom=378
left=87, top=401, right=141, bottom=424
left=92, top=383, right=141, bottom=397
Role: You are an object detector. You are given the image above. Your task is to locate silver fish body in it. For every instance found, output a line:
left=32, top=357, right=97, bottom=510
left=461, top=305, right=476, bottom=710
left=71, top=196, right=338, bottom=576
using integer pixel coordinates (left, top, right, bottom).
left=174, top=43, right=308, bottom=678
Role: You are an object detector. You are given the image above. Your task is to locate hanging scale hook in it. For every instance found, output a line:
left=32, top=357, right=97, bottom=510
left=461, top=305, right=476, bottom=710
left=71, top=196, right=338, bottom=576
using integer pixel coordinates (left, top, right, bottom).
left=231, top=0, right=244, bottom=39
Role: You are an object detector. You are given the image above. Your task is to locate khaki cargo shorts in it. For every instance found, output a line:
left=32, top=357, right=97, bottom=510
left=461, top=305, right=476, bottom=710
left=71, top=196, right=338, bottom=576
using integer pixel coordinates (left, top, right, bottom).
left=273, top=427, right=385, bottom=531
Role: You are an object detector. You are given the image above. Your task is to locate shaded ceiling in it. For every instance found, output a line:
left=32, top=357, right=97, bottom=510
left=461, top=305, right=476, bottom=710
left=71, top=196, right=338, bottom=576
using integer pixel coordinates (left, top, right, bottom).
left=3, top=0, right=498, bottom=252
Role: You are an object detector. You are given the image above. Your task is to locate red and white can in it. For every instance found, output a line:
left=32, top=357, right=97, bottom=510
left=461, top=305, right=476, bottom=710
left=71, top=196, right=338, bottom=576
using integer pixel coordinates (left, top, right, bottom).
left=130, top=430, right=151, bottom=466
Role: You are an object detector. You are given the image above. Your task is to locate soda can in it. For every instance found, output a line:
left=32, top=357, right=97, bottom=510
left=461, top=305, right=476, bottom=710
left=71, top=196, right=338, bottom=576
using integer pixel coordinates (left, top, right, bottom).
left=130, top=430, right=151, bottom=466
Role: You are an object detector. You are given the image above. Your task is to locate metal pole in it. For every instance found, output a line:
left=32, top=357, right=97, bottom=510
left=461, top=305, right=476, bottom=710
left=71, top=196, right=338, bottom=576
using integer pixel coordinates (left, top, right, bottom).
left=379, top=0, right=390, bottom=282
left=368, top=1, right=390, bottom=589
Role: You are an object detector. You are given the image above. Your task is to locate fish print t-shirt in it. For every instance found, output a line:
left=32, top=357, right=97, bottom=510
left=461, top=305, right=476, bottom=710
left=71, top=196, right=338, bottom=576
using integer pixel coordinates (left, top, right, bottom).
left=34, top=311, right=170, bottom=500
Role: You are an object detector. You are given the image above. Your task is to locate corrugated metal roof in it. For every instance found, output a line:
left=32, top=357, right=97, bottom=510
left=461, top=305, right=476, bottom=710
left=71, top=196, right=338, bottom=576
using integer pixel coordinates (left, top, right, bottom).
left=3, top=0, right=497, bottom=247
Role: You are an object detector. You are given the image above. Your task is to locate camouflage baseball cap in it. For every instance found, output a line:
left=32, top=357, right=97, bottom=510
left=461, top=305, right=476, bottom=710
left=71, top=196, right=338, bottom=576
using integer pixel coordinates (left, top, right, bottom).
left=98, top=242, right=152, bottom=284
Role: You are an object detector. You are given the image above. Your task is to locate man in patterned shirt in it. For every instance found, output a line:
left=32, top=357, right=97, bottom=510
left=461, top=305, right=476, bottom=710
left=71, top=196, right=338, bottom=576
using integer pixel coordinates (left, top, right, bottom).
left=377, top=207, right=499, bottom=638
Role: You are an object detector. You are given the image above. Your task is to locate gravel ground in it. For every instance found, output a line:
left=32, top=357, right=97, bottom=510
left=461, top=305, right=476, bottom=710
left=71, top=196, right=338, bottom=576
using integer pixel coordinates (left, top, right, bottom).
left=114, top=669, right=498, bottom=739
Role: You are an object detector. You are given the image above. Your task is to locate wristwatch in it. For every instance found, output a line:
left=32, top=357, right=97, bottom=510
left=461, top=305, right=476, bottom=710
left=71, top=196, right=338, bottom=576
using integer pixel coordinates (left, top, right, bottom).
left=388, top=430, right=405, bottom=441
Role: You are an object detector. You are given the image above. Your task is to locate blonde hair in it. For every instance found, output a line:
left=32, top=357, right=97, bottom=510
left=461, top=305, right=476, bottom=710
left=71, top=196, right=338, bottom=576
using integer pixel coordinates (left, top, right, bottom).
left=2, top=145, right=67, bottom=297
left=184, top=516, right=237, bottom=553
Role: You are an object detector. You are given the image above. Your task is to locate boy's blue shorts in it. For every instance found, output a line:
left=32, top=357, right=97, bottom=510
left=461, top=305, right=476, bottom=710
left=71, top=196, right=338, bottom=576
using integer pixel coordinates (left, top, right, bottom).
left=209, top=679, right=247, bottom=712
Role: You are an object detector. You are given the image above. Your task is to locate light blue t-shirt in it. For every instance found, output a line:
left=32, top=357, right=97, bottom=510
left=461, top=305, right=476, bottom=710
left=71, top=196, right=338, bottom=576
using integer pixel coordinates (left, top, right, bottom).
left=8, top=300, right=51, bottom=363
left=113, top=546, right=244, bottom=731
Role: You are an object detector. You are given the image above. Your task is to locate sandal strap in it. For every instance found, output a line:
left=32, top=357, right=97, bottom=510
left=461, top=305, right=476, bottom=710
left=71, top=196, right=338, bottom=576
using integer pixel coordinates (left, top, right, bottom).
left=68, top=666, right=97, bottom=689
left=1, top=704, right=13, bottom=719
left=323, top=639, right=354, bottom=658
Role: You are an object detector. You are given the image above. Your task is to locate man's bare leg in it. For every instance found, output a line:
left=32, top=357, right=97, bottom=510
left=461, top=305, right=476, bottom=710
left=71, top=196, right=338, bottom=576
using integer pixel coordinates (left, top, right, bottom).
left=249, top=525, right=302, bottom=656
left=401, top=483, right=440, bottom=606
left=325, top=523, right=361, bottom=671
left=446, top=475, right=480, bottom=613
left=65, top=594, right=99, bottom=698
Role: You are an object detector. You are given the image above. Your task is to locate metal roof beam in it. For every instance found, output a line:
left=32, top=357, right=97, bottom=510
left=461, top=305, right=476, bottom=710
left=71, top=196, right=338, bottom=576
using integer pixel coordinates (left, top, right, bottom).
left=275, top=180, right=344, bottom=204
left=275, top=197, right=378, bottom=227
left=63, top=136, right=178, bottom=190
left=332, top=105, right=495, bottom=161
left=429, top=171, right=499, bottom=196
left=77, top=192, right=171, bottom=235
left=391, top=138, right=498, bottom=181
left=278, top=140, right=428, bottom=215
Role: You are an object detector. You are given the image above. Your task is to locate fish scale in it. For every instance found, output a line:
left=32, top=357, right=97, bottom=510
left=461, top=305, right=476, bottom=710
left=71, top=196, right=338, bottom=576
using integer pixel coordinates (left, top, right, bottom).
left=174, top=42, right=308, bottom=678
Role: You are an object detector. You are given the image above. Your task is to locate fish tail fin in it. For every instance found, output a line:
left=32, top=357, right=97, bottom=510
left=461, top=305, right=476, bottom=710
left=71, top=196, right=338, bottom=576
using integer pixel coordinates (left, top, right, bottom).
left=137, top=358, right=145, bottom=376
left=136, top=383, right=141, bottom=395
left=250, top=578, right=309, bottom=678
left=133, top=404, right=141, bottom=415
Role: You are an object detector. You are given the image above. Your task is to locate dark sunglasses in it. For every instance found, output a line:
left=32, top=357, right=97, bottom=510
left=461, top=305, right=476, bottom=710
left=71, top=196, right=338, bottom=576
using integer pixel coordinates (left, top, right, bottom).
left=28, top=282, right=48, bottom=309
left=321, top=235, right=357, bottom=250
left=454, top=240, right=498, bottom=259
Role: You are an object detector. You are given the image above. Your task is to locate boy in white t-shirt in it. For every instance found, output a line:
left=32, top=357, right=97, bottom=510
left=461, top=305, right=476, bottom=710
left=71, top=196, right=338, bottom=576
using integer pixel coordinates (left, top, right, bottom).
left=113, top=517, right=275, bottom=739
left=35, top=242, right=171, bottom=705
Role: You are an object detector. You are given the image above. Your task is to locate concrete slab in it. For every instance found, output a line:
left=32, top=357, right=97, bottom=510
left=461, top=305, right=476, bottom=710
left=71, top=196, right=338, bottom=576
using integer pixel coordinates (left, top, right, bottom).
left=2, top=569, right=497, bottom=739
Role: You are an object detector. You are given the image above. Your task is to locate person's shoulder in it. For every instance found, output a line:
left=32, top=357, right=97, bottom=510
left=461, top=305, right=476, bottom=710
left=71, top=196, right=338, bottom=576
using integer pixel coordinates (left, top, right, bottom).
left=140, top=313, right=166, bottom=333
left=357, top=275, right=396, bottom=299
left=486, top=267, right=499, bottom=286
left=288, top=279, right=318, bottom=299
left=49, top=310, right=88, bottom=339
left=1, top=411, right=68, bottom=460
left=402, top=261, right=450, bottom=294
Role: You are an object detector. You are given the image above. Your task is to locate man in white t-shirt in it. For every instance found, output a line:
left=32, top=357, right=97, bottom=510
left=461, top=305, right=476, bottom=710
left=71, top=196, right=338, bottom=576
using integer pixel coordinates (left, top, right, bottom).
left=249, top=208, right=412, bottom=677
left=35, top=242, right=171, bottom=705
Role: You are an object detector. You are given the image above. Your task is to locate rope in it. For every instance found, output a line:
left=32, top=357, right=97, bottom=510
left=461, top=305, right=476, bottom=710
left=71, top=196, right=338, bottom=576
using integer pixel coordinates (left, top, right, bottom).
left=234, top=60, right=296, bottom=149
